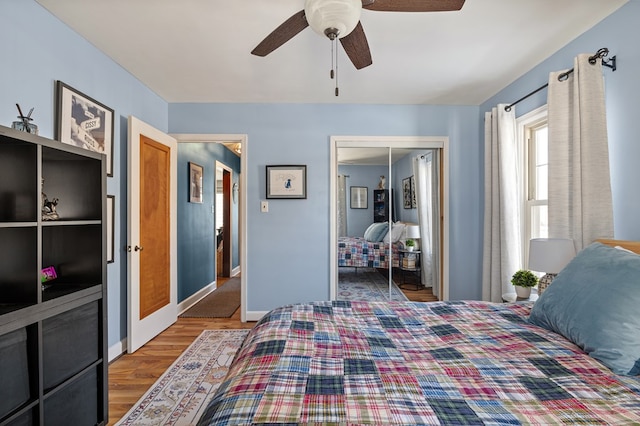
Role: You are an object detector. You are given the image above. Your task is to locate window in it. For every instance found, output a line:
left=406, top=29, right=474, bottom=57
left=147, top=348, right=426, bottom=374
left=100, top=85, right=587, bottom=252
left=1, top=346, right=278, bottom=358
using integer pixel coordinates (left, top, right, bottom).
left=518, top=106, right=548, bottom=267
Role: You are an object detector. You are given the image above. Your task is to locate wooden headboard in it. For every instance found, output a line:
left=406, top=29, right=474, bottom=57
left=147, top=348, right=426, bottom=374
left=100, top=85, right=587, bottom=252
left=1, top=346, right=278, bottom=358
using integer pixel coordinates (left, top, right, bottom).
left=597, top=239, right=640, bottom=255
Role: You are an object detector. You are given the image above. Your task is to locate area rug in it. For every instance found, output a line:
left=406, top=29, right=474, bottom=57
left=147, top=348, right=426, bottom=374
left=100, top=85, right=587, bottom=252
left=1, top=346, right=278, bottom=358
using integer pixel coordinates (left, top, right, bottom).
left=180, top=277, right=240, bottom=318
left=338, top=267, right=408, bottom=301
left=116, top=329, right=249, bottom=426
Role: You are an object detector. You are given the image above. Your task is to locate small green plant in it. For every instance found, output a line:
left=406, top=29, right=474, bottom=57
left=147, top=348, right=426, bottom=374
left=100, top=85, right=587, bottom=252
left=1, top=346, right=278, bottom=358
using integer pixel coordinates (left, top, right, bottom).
left=511, top=269, right=538, bottom=288
left=405, top=239, right=415, bottom=247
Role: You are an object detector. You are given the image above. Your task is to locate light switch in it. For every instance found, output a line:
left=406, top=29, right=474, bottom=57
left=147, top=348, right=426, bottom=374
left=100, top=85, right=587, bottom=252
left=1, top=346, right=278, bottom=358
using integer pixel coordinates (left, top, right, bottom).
left=261, top=201, right=269, bottom=213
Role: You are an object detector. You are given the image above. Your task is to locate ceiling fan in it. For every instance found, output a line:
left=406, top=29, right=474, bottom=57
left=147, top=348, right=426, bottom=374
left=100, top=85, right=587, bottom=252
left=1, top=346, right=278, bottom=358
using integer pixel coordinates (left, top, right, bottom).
left=251, top=0, right=466, bottom=70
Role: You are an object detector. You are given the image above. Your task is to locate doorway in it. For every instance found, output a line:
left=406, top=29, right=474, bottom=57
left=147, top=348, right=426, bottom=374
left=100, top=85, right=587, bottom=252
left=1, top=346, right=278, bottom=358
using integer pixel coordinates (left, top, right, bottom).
left=216, top=161, right=232, bottom=281
left=171, top=133, right=248, bottom=322
left=330, top=136, right=450, bottom=302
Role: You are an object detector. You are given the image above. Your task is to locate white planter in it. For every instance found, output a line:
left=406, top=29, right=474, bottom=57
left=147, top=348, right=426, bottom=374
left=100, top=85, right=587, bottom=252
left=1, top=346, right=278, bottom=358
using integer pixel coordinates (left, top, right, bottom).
left=406, top=246, right=414, bottom=252
left=515, top=286, right=532, bottom=299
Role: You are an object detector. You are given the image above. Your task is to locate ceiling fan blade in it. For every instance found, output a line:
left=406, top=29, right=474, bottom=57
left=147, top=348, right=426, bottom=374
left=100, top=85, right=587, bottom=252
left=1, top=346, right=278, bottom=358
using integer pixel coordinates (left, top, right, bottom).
left=251, top=10, right=309, bottom=57
left=340, top=22, right=372, bottom=70
left=362, top=0, right=465, bottom=12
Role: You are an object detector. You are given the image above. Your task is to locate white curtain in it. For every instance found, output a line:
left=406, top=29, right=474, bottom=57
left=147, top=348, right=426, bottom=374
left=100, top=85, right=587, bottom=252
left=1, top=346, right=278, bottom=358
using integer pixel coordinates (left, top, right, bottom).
left=547, top=54, right=613, bottom=250
left=483, top=105, right=522, bottom=302
left=337, top=175, right=348, bottom=237
left=413, top=152, right=440, bottom=298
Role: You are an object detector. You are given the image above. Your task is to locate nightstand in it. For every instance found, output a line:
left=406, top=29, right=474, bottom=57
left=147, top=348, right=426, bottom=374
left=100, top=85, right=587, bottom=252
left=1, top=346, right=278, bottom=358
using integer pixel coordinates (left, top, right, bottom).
left=398, top=249, right=421, bottom=290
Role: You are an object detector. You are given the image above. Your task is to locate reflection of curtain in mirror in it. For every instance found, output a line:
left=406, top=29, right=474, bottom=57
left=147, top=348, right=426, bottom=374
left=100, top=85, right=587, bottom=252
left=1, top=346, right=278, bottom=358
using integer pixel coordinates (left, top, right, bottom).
left=413, top=152, right=440, bottom=298
left=337, top=175, right=348, bottom=237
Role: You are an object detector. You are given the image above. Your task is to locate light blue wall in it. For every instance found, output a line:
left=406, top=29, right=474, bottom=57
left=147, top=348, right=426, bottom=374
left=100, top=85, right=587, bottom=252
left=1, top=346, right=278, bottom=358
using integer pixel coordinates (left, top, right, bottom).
left=481, top=0, right=640, bottom=241
left=1, top=0, right=169, bottom=349
left=169, top=104, right=482, bottom=307
left=177, top=143, right=241, bottom=302
left=338, top=165, right=387, bottom=236
left=6, top=0, right=638, bottom=348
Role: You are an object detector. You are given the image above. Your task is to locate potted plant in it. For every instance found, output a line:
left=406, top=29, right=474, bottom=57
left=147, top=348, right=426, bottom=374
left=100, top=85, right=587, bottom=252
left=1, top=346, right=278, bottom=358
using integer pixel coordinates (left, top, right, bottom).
left=511, top=269, right=538, bottom=299
left=405, top=239, right=415, bottom=252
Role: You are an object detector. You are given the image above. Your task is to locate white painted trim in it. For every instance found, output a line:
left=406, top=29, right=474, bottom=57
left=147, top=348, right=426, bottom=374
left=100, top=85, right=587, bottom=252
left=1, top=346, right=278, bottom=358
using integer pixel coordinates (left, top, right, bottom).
left=170, top=133, right=249, bottom=322
left=216, top=160, right=234, bottom=279
left=231, top=266, right=241, bottom=277
left=108, top=339, right=127, bottom=362
left=245, top=311, right=269, bottom=322
left=330, top=136, right=450, bottom=300
left=177, top=281, right=216, bottom=315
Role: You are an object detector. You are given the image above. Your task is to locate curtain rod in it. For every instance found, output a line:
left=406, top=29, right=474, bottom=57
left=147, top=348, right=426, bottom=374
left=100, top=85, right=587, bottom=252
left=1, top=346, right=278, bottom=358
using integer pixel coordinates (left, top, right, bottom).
left=504, top=48, right=616, bottom=112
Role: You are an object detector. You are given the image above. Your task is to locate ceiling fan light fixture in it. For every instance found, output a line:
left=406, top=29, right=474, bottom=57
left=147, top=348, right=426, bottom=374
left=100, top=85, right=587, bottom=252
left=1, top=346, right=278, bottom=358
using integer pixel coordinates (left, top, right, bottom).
left=304, top=0, right=362, bottom=39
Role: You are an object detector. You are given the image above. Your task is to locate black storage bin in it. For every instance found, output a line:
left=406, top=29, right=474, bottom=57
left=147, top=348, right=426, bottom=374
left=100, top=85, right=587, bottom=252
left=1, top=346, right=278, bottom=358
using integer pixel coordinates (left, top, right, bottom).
left=42, top=301, right=99, bottom=389
left=43, top=367, right=98, bottom=426
left=0, top=328, right=30, bottom=419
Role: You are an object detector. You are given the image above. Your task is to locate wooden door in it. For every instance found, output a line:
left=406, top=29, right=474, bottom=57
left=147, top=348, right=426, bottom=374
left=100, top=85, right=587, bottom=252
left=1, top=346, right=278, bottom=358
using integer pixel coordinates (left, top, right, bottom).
left=127, top=116, right=177, bottom=353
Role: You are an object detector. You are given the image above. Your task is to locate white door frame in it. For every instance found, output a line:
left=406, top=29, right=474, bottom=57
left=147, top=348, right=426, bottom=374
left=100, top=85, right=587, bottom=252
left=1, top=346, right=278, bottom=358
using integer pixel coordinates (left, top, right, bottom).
left=171, top=133, right=248, bottom=322
left=127, top=116, right=178, bottom=353
left=330, top=136, right=450, bottom=301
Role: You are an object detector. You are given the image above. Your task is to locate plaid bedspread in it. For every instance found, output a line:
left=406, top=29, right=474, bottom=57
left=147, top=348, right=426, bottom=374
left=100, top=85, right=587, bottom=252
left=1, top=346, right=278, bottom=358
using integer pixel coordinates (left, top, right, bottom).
left=338, top=236, right=400, bottom=268
left=198, top=301, right=640, bottom=425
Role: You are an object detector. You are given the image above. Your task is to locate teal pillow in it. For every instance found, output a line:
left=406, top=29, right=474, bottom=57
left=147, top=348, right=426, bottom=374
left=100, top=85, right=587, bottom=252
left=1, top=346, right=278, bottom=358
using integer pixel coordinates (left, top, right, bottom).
left=364, top=223, right=388, bottom=242
left=528, top=242, right=640, bottom=375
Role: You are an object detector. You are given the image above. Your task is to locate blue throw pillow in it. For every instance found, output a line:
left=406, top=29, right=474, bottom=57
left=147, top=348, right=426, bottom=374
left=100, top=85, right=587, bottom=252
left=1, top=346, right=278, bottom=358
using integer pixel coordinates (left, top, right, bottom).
left=364, top=223, right=388, bottom=242
left=528, top=242, right=640, bottom=375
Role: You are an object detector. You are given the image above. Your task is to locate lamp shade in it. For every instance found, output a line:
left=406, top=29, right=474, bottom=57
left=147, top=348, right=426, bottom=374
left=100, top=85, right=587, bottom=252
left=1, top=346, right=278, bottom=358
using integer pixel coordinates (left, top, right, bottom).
left=528, top=238, right=576, bottom=273
left=304, top=0, right=362, bottom=39
left=405, top=225, right=421, bottom=240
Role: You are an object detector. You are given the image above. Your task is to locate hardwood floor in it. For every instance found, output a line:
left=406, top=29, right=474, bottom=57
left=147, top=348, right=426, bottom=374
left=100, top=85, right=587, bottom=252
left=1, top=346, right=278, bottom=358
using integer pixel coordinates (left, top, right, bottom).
left=107, top=277, right=436, bottom=424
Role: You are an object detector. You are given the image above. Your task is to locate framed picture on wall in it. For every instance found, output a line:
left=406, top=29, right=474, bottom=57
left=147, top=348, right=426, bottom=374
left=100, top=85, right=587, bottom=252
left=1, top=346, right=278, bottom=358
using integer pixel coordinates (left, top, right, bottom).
left=350, top=186, right=368, bottom=209
left=402, top=177, right=412, bottom=209
left=189, top=162, right=204, bottom=203
left=266, top=165, right=307, bottom=199
left=106, top=195, right=115, bottom=263
left=410, top=175, right=417, bottom=208
left=55, top=81, right=114, bottom=177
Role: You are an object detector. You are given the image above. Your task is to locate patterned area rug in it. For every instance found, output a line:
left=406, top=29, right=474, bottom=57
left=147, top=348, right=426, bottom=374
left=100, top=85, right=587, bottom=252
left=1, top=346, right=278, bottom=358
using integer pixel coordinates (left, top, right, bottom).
left=115, top=329, right=250, bottom=426
left=338, top=267, right=408, bottom=301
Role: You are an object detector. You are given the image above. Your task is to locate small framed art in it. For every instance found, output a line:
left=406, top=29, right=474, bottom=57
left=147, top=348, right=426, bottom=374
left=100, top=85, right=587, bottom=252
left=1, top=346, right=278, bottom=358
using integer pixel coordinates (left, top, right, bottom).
left=402, top=177, right=412, bottom=209
left=189, top=162, right=204, bottom=203
left=350, top=186, right=368, bottom=209
left=266, top=165, right=307, bottom=199
left=107, top=195, right=115, bottom=263
left=55, top=81, right=114, bottom=176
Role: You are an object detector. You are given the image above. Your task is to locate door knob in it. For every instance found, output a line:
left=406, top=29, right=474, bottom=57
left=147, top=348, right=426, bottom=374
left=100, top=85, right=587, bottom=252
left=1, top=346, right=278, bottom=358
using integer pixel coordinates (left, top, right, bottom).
left=134, top=245, right=144, bottom=252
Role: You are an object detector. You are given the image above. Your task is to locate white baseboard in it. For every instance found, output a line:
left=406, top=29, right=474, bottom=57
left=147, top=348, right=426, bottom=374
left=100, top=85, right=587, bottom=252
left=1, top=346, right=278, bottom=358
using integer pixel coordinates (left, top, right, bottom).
left=231, top=266, right=241, bottom=277
left=108, top=339, right=127, bottom=362
left=178, top=281, right=217, bottom=315
left=245, top=310, right=268, bottom=322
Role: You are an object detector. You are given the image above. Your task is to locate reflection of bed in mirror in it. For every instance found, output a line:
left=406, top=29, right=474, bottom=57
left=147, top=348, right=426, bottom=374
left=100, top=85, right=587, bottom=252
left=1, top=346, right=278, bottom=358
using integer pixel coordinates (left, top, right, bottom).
left=337, top=222, right=410, bottom=269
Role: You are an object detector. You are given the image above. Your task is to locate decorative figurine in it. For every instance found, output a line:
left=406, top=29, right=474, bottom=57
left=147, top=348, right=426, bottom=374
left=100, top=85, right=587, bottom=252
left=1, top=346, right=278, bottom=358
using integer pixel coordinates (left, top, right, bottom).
left=378, top=175, right=386, bottom=189
left=41, top=179, right=60, bottom=221
left=12, top=103, right=38, bottom=134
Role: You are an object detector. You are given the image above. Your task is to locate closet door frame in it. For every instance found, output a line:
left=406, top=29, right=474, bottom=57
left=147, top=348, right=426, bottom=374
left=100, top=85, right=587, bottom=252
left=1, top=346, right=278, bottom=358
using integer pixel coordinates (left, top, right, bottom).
left=330, top=136, right=450, bottom=300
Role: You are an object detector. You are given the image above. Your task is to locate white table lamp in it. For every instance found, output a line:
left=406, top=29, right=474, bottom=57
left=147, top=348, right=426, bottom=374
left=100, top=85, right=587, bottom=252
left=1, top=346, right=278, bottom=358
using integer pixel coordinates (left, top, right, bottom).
left=404, top=225, right=420, bottom=251
left=528, top=238, right=576, bottom=294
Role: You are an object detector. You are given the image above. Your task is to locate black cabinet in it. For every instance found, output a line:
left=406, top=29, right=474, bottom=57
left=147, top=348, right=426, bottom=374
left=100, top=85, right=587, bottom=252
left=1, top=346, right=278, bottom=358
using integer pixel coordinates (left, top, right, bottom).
left=0, top=125, right=107, bottom=426
left=373, top=189, right=393, bottom=223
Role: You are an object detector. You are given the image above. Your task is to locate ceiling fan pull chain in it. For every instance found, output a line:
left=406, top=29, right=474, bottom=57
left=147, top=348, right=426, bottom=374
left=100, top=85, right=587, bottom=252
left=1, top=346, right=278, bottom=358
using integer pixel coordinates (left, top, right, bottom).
left=335, top=38, right=339, bottom=96
left=330, top=39, right=335, bottom=79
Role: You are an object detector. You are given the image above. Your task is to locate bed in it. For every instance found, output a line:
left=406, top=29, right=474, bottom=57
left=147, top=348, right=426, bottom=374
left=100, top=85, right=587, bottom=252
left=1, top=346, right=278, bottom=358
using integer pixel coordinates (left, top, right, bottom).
left=198, top=240, right=640, bottom=425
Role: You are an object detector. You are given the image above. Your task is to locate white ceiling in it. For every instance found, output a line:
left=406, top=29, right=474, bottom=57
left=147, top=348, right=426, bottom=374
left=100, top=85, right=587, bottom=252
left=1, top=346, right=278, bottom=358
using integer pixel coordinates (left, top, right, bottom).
left=36, top=0, right=627, bottom=105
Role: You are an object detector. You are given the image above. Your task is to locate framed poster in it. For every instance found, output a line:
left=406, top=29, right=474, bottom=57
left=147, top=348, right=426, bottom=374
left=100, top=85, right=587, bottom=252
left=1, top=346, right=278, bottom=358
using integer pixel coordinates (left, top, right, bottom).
left=411, top=175, right=417, bottom=208
left=189, top=162, right=204, bottom=203
left=266, top=165, right=307, bottom=199
left=55, top=81, right=114, bottom=176
left=107, top=195, right=115, bottom=263
left=350, top=186, right=368, bottom=209
left=402, top=177, right=412, bottom=209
